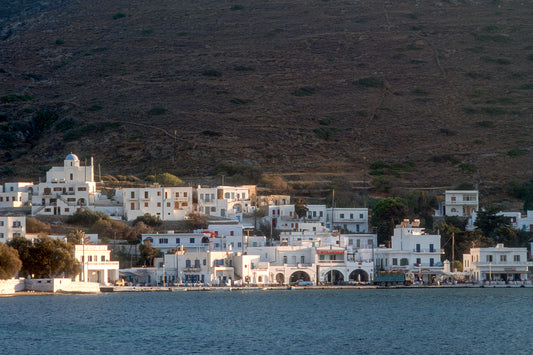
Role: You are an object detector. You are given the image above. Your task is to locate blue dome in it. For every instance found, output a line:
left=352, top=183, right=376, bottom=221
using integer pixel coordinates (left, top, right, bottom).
left=65, top=153, right=79, bottom=161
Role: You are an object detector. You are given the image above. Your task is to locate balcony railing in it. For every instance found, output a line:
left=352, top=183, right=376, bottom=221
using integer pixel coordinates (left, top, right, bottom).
left=183, top=267, right=201, bottom=273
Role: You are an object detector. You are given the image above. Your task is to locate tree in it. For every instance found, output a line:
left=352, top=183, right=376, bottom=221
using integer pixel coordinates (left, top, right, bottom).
left=0, top=243, right=22, bottom=279
left=185, top=213, right=208, bottom=231
left=371, top=197, right=409, bottom=244
left=26, top=217, right=51, bottom=234
left=139, top=240, right=161, bottom=267
left=66, top=229, right=90, bottom=245
left=294, top=198, right=309, bottom=219
left=9, top=236, right=80, bottom=278
left=474, top=206, right=511, bottom=239
left=133, top=214, right=162, bottom=227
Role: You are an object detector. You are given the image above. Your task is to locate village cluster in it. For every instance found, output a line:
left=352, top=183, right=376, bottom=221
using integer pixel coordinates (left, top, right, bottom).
left=0, top=154, right=532, bottom=292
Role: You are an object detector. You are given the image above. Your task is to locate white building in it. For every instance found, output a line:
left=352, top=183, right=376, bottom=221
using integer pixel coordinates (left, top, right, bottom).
left=74, top=244, right=119, bottom=284
left=31, top=154, right=97, bottom=216
left=375, top=219, right=444, bottom=283
left=121, top=186, right=194, bottom=221
left=444, top=190, right=478, bottom=217
left=197, top=185, right=254, bottom=221
left=0, top=182, right=33, bottom=208
left=463, top=244, right=529, bottom=283
left=0, top=215, right=25, bottom=243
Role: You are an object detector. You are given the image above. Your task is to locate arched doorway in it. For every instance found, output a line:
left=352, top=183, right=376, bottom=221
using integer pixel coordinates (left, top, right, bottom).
left=201, top=236, right=209, bottom=244
left=349, top=269, right=369, bottom=283
left=324, top=270, right=344, bottom=284
left=290, top=271, right=311, bottom=284
left=276, top=273, right=285, bottom=285
left=77, top=198, right=86, bottom=206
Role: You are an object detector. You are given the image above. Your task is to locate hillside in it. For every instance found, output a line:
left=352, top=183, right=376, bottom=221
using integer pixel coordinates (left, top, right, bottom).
left=1, top=0, right=532, bottom=197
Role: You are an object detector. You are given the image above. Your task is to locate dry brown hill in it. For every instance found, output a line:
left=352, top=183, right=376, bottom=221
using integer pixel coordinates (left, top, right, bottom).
left=1, top=0, right=532, bottom=197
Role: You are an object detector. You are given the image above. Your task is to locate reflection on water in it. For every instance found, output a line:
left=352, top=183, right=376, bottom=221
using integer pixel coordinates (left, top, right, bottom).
left=1, top=288, right=532, bottom=354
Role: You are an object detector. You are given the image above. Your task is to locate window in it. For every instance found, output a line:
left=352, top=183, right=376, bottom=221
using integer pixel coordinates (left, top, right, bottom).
left=500, top=255, right=507, bottom=262
left=238, top=242, right=242, bottom=248
left=400, top=258, right=409, bottom=266
left=350, top=213, right=354, bottom=219
left=184, top=192, right=187, bottom=197
left=416, top=244, right=421, bottom=252
left=486, top=255, right=493, bottom=262
left=131, top=202, right=135, bottom=210
left=320, top=211, right=323, bottom=217
left=340, top=213, right=345, bottom=219
left=514, top=255, right=520, bottom=262
left=429, top=244, right=434, bottom=253
left=70, top=173, right=73, bottom=180
left=416, top=258, right=421, bottom=266
left=0, top=221, right=3, bottom=226
left=348, top=239, right=353, bottom=246
left=430, top=258, right=434, bottom=266
left=159, top=238, right=168, bottom=244
left=175, top=192, right=179, bottom=198
left=225, top=192, right=230, bottom=199
left=252, top=242, right=258, bottom=247
left=190, top=238, right=195, bottom=244
left=176, top=238, right=180, bottom=244
left=230, top=231, right=234, bottom=236
left=88, top=256, right=92, bottom=262
left=157, top=191, right=161, bottom=196
left=157, top=202, right=161, bottom=207
left=258, top=276, right=262, bottom=282
left=167, top=202, right=171, bottom=207
left=78, top=187, right=86, bottom=191
left=330, top=255, right=337, bottom=261
left=185, top=260, right=191, bottom=268
left=194, top=259, right=200, bottom=268
left=144, top=202, right=148, bottom=207
left=131, top=191, right=135, bottom=198
left=451, top=196, right=456, bottom=201
left=283, top=256, right=287, bottom=264
left=144, top=191, right=149, bottom=198
left=392, top=258, right=398, bottom=265
left=301, top=256, right=305, bottom=264
left=368, top=240, right=373, bottom=247
left=359, top=213, right=364, bottom=219
left=319, top=255, right=325, bottom=260
left=101, top=255, right=106, bottom=261
left=211, top=207, right=216, bottom=212
left=356, top=239, right=360, bottom=248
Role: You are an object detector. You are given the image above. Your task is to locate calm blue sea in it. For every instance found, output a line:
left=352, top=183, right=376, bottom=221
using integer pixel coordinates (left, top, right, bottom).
left=1, top=288, right=532, bottom=354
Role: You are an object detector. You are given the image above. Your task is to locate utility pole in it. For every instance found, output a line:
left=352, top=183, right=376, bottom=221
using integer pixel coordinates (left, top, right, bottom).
left=451, top=232, right=455, bottom=273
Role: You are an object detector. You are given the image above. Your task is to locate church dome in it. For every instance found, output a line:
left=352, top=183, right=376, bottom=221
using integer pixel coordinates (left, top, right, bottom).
left=65, top=153, right=79, bottom=161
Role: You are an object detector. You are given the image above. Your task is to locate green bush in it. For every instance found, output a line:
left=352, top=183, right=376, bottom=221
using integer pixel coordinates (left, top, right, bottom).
left=354, top=77, right=382, bottom=88
left=202, top=69, right=222, bottom=77
left=313, top=127, right=338, bottom=140
left=202, top=130, right=222, bottom=137
left=234, top=65, right=254, bottom=72
left=459, top=163, right=477, bottom=174
left=1, top=94, right=33, bottom=103
left=230, top=98, right=251, bottom=104
left=113, top=13, right=126, bottom=20
left=292, top=87, right=315, bottom=96
left=148, top=107, right=167, bottom=115
left=476, top=120, right=494, bottom=128
left=508, top=148, right=527, bottom=157
left=67, top=208, right=110, bottom=226
left=134, top=214, right=162, bottom=227
left=230, top=5, right=244, bottom=10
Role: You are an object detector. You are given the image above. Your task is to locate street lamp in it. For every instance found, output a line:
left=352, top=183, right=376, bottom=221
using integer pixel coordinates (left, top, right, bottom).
left=163, top=263, right=166, bottom=287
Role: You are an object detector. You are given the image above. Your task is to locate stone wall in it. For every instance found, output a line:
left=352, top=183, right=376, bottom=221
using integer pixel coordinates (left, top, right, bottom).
left=0, top=279, right=25, bottom=294
left=25, top=278, right=100, bottom=293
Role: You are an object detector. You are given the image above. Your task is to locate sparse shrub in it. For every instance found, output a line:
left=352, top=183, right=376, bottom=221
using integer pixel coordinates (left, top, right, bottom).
left=476, top=120, right=494, bottom=128
left=55, top=118, right=77, bottom=132
left=313, top=127, right=338, bottom=140
left=141, top=29, right=153, bottom=35
left=459, top=163, right=477, bottom=174
left=318, top=118, right=332, bottom=126
left=519, top=83, right=533, bottom=90
left=429, top=155, right=459, bottom=164
left=463, top=107, right=478, bottom=114
left=55, top=39, right=65, bottom=45
left=149, top=106, right=167, bottom=115
left=202, top=69, right=222, bottom=77
left=439, top=128, right=456, bottom=136
left=88, top=104, right=102, bottom=112
left=508, top=148, right=527, bottom=157
left=234, top=65, right=254, bottom=72
left=527, top=53, right=533, bottom=61
left=455, top=182, right=476, bottom=190
left=230, top=5, right=244, bottom=10
left=481, top=107, right=505, bottom=115
left=292, top=87, right=315, bottom=96
left=372, top=176, right=392, bottom=193
left=202, top=130, right=222, bottom=137
left=1, top=94, right=33, bottom=103
left=354, top=77, right=382, bottom=88
left=134, top=214, right=162, bottom=227
left=411, top=88, right=429, bottom=95
left=26, top=217, right=51, bottom=234
left=67, top=208, right=109, bottom=227
left=113, top=13, right=126, bottom=20
left=230, top=98, right=251, bottom=104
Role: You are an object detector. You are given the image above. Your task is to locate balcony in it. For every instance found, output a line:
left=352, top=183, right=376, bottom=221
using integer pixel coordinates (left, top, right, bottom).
left=183, top=267, right=201, bottom=273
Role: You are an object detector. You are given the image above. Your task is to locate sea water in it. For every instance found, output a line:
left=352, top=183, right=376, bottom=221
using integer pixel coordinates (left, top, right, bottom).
left=1, top=288, right=532, bottom=354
